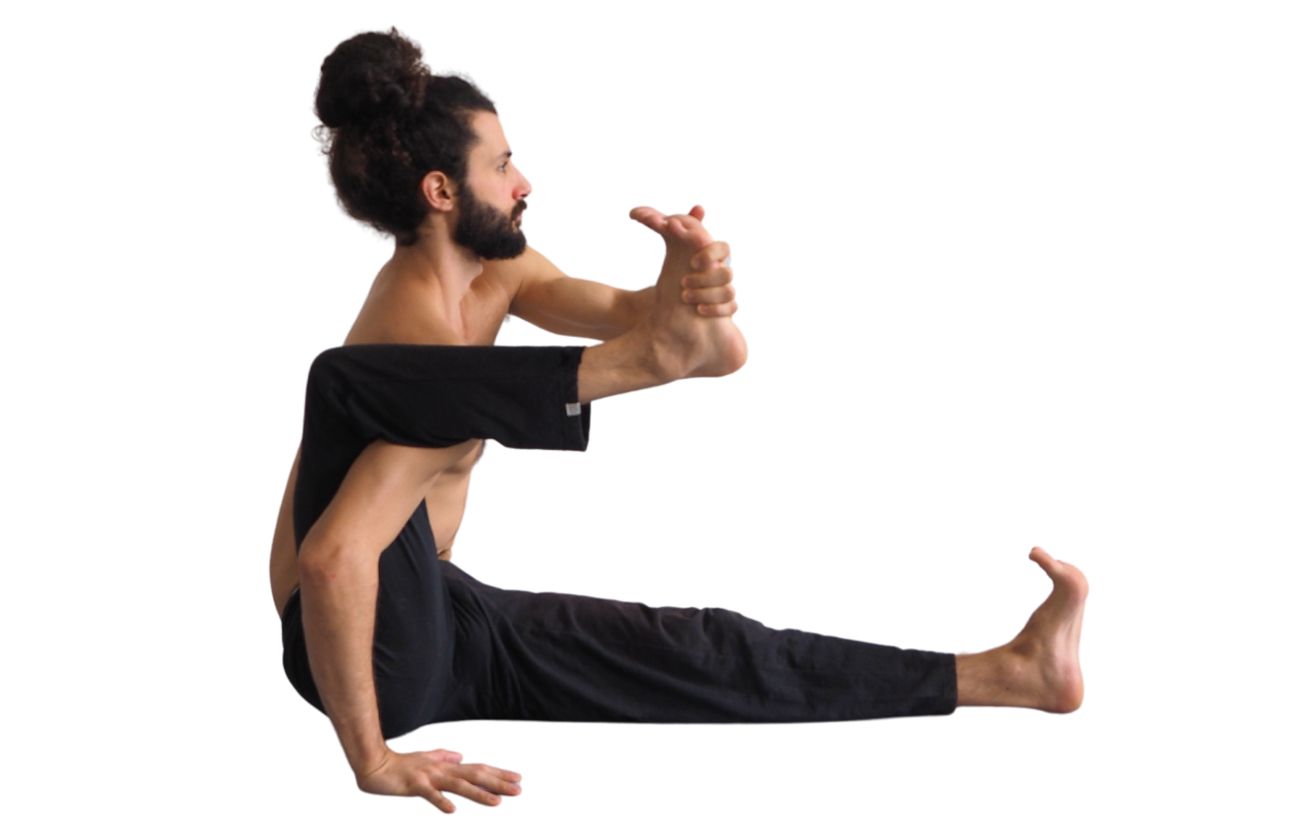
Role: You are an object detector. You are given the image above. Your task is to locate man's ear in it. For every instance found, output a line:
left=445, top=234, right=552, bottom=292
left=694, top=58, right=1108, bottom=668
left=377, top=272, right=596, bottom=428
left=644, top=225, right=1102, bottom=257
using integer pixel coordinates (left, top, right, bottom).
left=421, top=170, right=456, bottom=212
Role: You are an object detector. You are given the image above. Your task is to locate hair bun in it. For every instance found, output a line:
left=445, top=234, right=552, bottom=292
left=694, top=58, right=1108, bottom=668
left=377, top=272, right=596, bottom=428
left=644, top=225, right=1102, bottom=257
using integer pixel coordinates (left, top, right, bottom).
left=315, top=27, right=429, bottom=129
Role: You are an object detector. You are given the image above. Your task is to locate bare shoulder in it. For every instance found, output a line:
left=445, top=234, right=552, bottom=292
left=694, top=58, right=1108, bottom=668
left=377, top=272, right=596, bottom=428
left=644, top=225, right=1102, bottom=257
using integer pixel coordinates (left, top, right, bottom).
left=482, top=245, right=565, bottom=303
left=346, top=274, right=463, bottom=346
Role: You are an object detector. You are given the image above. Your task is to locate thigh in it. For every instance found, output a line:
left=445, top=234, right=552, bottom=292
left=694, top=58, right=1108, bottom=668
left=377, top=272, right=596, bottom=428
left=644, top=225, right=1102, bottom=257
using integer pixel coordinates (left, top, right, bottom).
left=460, top=579, right=730, bottom=722
left=369, top=505, right=462, bottom=737
left=294, top=344, right=590, bottom=555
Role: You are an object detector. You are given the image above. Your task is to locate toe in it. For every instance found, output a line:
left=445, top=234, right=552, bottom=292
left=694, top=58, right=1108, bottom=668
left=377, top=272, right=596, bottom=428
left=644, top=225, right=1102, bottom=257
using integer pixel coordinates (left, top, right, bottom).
left=666, top=213, right=713, bottom=248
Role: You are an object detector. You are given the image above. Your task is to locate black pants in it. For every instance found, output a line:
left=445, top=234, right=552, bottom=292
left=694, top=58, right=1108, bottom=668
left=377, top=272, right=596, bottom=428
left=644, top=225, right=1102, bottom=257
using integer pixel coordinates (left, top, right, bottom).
left=281, top=344, right=957, bottom=739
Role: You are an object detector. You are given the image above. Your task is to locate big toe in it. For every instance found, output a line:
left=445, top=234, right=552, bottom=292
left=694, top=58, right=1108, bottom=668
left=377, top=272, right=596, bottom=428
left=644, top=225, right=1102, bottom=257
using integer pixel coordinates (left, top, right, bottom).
left=1032, top=551, right=1089, bottom=600
left=1029, top=547, right=1056, bottom=571
left=666, top=213, right=713, bottom=248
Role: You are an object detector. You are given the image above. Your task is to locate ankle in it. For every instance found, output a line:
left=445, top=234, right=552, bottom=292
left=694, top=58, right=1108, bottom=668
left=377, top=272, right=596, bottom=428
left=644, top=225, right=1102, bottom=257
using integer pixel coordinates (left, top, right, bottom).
left=577, top=328, right=673, bottom=403
left=955, top=647, right=1027, bottom=708
left=643, top=324, right=686, bottom=383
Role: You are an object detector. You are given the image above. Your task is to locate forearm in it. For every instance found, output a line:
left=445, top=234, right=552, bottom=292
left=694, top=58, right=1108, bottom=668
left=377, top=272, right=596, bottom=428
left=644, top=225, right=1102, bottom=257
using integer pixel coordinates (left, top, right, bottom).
left=299, top=551, right=389, bottom=776
left=555, top=282, right=653, bottom=340
left=511, top=278, right=654, bottom=341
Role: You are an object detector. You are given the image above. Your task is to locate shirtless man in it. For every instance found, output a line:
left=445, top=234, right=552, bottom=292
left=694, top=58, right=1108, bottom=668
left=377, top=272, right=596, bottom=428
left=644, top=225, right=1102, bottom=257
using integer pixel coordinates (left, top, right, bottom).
left=272, top=28, right=1087, bottom=814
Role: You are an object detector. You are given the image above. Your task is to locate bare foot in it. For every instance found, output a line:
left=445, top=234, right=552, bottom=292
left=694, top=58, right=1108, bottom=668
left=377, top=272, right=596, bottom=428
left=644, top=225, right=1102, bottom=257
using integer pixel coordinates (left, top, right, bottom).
left=1007, top=547, right=1088, bottom=711
left=630, top=206, right=747, bottom=381
left=956, top=547, right=1087, bottom=712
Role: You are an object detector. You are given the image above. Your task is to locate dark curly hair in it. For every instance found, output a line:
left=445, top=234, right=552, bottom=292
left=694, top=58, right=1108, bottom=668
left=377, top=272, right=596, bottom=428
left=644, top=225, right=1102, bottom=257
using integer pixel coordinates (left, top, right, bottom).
left=314, top=28, right=497, bottom=245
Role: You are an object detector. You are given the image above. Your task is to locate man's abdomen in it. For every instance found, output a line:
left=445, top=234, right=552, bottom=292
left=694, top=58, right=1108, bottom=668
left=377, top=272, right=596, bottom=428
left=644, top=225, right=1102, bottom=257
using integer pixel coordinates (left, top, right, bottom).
left=423, top=439, right=484, bottom=559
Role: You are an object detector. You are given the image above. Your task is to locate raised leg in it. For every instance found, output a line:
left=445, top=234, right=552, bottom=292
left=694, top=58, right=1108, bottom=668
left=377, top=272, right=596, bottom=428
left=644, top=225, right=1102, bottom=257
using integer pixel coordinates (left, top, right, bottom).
left=295, top=343, right=594, bottom=548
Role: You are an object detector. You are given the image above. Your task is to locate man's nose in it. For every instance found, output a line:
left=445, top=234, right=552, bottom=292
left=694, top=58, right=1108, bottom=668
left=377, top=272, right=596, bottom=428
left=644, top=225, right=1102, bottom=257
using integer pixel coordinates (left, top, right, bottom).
left=515, top=173, right=532, bottom=200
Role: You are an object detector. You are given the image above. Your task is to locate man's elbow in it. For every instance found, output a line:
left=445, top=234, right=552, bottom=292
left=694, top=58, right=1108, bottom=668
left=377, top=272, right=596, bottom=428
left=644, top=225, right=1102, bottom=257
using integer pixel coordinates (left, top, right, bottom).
left=298, top=536, right=375, bottom=583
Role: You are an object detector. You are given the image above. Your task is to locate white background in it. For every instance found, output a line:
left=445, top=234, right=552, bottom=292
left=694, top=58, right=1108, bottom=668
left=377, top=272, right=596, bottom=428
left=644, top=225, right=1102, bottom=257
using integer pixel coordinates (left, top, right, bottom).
left=3, top=1, right=1297, bottom=814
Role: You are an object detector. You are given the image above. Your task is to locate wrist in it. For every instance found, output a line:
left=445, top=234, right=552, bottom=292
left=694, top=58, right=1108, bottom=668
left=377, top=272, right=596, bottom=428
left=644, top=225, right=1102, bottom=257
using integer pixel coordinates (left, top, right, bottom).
left=352, top=745, right=394, bottom=780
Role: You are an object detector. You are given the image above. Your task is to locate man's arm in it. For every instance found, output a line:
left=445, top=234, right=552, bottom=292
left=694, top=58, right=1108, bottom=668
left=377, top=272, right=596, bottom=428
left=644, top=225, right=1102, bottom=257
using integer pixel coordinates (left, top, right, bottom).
left=297, top=438, right=522, bottom=808
left=296, top=438, right=479, bottom=776
left=494, top=246, right=652, bottom=340
left=491, top=207, right=736, bottom=340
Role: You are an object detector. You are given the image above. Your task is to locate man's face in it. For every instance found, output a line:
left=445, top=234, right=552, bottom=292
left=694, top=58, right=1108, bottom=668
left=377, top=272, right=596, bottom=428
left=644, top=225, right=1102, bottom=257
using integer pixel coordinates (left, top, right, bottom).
left=453, top=111, right=531, bottom=260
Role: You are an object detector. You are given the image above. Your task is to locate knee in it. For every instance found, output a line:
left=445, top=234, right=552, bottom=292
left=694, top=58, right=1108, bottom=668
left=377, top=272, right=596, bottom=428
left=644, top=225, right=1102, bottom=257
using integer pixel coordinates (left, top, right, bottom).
left=308, top=346, right=346, bottom=387
left=308, top=346, right=367, bottom=400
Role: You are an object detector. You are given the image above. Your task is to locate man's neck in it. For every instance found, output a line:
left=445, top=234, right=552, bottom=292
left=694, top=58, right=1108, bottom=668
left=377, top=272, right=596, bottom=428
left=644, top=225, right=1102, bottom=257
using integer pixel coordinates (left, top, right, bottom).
left=384, top=227, right=484, bottom=331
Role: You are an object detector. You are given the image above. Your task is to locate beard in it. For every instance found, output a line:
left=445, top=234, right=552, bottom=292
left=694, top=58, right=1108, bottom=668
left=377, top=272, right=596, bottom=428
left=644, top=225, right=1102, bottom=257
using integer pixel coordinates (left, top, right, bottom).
left=452, top=184, right=527, bottom=260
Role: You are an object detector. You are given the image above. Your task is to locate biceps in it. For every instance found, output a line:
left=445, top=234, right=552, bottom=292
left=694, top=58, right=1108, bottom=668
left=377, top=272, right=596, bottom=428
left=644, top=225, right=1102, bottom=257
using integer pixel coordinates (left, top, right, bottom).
left=298, top=439, right=477, bottom=567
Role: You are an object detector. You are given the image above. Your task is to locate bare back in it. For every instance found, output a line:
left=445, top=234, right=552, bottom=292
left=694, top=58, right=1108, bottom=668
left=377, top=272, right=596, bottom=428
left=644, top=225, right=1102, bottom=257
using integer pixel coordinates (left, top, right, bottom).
left=269, top=262, right=518, bottom=619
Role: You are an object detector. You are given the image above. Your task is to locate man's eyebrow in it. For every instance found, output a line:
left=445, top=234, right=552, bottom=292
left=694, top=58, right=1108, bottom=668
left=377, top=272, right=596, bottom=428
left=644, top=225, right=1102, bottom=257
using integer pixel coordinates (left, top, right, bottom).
left=496, top=150, right=513, bottom=162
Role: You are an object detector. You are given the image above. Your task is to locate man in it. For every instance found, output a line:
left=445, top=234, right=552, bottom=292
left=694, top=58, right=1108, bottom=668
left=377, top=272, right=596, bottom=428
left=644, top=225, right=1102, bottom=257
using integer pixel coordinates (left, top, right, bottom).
left=273, top=28, right=1086, bottom=813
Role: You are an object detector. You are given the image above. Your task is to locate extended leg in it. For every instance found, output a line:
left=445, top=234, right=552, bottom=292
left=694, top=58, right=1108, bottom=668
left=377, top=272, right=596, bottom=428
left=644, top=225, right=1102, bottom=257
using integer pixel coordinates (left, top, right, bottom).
left=438, top=570, right=956, bottom=724
left=428, top=548, right=1088, bottom=725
